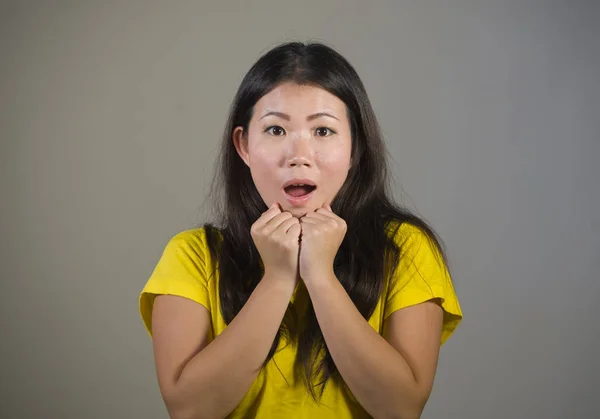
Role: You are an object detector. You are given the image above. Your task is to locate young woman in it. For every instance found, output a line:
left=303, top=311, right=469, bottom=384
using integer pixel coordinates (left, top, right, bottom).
left=139, top=42, right=462, bottom=419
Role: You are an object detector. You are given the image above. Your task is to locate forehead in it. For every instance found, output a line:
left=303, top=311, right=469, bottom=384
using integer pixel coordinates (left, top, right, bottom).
left=253, top=83, right=346, bottom=116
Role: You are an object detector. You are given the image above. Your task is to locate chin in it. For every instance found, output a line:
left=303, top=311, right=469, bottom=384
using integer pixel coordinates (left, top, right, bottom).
left=281, top=204, right=322, bottom=218
left=270, top=197, right=323, bottom=217
left=287, top=208, right=310, bottom=218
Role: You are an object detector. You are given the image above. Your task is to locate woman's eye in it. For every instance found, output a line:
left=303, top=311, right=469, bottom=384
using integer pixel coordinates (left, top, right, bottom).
left=266, top=126, right=286, bottom=136
left=315, top=127, right=334, bottom=137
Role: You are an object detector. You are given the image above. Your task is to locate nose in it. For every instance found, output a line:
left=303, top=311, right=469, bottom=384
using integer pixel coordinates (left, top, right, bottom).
left=287, top=136, right=313, bottom=168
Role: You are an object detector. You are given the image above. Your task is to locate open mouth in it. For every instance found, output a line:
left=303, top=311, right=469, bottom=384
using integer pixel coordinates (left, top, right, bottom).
left=282, top=179, right=317, bottom=202
left=284, top=183, right=317, bottom=197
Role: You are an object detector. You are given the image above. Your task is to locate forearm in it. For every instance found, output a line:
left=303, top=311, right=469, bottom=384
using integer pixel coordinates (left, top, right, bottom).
left=305, top=274, right=426, bottom=419
left=170, top=274, right=295, bottom=419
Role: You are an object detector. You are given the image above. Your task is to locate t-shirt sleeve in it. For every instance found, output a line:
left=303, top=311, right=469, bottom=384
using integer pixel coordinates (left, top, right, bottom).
left=384, top=224, right=463, bottom=345
left=139, top=229, right=211, bottom=337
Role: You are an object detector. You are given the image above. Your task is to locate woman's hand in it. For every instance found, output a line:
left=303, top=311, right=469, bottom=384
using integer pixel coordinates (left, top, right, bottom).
left=251, top=203, right=301, bottom=286
left=299, top=203, right=347, bottom=283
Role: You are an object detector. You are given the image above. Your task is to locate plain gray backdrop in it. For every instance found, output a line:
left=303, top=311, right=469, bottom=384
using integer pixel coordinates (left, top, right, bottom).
left=1, top=1, right=598, bottom=418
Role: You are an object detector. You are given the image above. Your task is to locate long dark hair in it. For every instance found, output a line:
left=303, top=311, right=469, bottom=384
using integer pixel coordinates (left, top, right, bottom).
left=204, top=41, right=446, bottom=400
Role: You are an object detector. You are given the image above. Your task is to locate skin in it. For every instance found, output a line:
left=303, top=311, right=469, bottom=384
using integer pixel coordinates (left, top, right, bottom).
left=236, top=83, right=444, bottom=418
left=151, top=82, right=444, bottom=419
left=299, top=203, right=443, bottom=418
left=233, top=82, right=352, bottom=218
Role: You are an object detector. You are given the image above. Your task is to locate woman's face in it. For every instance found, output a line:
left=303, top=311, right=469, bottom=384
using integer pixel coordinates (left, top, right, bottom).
left=234, top=82, right=353, bottom=218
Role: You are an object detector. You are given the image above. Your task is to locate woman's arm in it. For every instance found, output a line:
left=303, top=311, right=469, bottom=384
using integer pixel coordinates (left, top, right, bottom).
left=305, top=275, right=443, bottom=419
left=299, top=206, right=443, bottom=419
left=151, top=205, right=301, bottom=419
left=151, top=274, right=295, bottom=419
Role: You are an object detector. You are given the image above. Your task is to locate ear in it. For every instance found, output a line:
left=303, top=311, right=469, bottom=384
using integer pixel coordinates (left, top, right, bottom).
left=232, top=126, right=250, bottom=167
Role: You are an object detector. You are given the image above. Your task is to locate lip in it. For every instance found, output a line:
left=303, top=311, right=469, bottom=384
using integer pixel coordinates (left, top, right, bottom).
left=282, top=178, right=317, bottom=207
left=282, top=178, right=317, bottom=189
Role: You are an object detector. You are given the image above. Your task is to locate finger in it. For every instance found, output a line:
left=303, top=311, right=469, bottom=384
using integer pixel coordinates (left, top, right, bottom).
left=316, top=207, right=340, bottom=221
left=255, top=203, right=282, bottom=226
left=303, top=211, right=332, bottom=222
left=273, top=216, right=300, bottom=235
left=299, top=217, right=320, bottom=225
left=286, top=222, right=302, bottom=238
left=317, top=203, right=333, bottom=213
left=264, top=211, right=294, bottom=230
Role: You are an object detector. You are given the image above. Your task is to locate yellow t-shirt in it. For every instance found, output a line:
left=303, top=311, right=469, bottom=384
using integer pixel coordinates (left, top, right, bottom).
left=139, top=222, right=463, bottom=418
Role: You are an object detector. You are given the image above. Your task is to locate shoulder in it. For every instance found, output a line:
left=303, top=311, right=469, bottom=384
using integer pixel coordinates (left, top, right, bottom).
left=382, top=219, right=463, bottom=345
left=167, top=226, right=210, bottom=249
left=383, top=218, right=451, bottom=302
left=385, top=220, right=444, bottom=264
left=161, top=225, right=222, bottom=260
left=139, top=226, right=220, bottom=336
left=146, top=225, right=223, bottom=292
left=385, top=220, right=427, bottom=240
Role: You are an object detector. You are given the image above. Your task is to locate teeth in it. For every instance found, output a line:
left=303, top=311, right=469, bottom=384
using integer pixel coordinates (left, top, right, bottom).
left=288, top=183, right=315, bottom=187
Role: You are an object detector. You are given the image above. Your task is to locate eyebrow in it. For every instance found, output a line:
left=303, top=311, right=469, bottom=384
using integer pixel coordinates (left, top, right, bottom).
left=259, top=111, right=340, bottom=121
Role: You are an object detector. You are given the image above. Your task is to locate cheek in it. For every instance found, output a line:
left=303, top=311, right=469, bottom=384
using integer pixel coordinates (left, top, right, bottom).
left=317, top=145, right=352, bottom=178
left=249, top=144, right=280, bottom=173
left=247, top=144, right=282, bottom=198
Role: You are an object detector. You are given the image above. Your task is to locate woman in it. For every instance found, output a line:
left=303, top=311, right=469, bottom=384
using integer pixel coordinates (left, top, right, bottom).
left=139, top=41, right=463, bottom=419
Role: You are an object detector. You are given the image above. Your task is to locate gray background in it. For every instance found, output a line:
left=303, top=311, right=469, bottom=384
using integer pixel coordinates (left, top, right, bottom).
left=1, top=1, right=598, bottom=418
